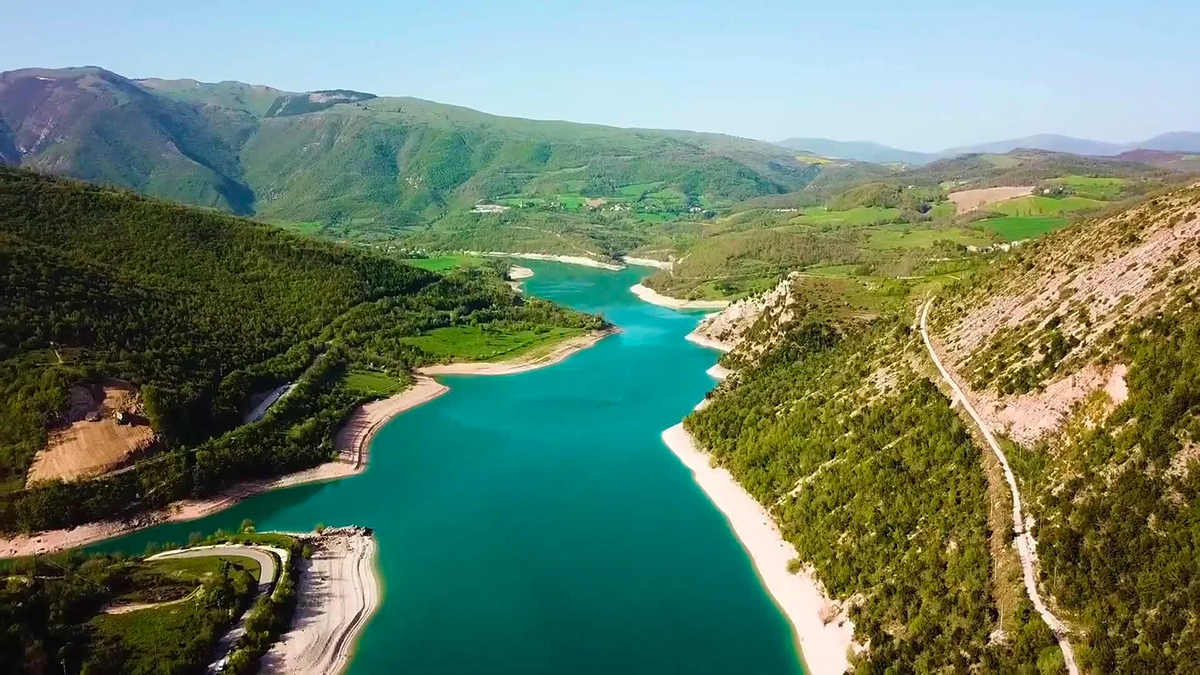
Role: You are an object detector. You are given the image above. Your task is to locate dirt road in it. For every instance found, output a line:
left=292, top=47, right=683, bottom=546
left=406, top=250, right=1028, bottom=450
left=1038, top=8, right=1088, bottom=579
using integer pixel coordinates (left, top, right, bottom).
left=920, top=299, right=1078, bottom=675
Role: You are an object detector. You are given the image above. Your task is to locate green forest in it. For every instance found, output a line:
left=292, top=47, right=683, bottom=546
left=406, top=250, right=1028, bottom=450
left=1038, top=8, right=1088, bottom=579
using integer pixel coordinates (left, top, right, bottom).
left=687, top=318, right=1060, bottom=672
left=1001, top=307, right=1200, bottom=672
left=0, top=168, right=604, bottom=532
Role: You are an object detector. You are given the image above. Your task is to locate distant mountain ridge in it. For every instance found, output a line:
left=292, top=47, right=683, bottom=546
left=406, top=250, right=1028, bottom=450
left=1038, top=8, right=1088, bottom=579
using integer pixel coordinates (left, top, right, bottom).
left=777, top=131, right=1200, bottom=165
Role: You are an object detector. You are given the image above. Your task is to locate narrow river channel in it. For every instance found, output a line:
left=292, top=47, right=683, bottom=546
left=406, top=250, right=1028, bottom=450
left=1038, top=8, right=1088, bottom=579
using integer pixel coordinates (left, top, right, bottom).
left=92, top=262, right=803, bottom=674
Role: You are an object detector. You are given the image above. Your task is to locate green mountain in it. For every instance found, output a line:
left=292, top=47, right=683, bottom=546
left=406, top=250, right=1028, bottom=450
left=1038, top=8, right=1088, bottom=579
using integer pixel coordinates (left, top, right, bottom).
left=0, top=66, right=817, bottom=240
left=0, top=67, right=258, bottom=214
left=0, top=167, right=601, bottom=532
left=687, top=180, right=1200, bottom=671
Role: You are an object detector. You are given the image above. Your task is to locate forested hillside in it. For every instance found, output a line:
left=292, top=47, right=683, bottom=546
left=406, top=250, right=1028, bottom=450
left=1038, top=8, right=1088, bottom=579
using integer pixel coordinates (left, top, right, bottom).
left=926, top=183, right=1200, bottom=671
left=687, top=181, right=1200, bottom=672
left=0, top=168, right=603, bottom=532
left=688, top=312, right=1058, bottom=672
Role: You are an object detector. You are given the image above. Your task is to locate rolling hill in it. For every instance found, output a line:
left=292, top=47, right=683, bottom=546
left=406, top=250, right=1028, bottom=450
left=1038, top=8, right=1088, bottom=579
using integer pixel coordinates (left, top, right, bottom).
left=683, top=178, right=1200, bottom=672
left=0, top=167, right=602, bottom=532
left=0, top=66, right=818, bottom=237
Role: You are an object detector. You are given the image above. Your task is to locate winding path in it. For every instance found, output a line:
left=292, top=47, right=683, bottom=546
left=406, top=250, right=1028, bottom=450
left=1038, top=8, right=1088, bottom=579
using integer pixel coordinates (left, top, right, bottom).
left=919, top=299, right=1079, bottom=675
left=148, top=545, right=287, bottom=673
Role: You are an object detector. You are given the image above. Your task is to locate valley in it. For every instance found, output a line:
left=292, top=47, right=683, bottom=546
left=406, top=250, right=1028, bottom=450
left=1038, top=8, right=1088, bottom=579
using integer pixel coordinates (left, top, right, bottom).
left=3, top=54, right=1200, bottom=675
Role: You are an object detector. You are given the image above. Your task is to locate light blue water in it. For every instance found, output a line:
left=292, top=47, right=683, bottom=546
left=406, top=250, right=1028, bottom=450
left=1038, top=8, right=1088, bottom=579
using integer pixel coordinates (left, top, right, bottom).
left=92, top=262, right=803, bottom=674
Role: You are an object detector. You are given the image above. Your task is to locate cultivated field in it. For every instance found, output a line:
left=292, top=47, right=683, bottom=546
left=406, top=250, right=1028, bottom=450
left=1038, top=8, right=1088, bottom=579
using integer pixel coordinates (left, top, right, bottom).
left=948, top=186, right=1033, bottom=213
left=26, top=381, right=155, bottom=485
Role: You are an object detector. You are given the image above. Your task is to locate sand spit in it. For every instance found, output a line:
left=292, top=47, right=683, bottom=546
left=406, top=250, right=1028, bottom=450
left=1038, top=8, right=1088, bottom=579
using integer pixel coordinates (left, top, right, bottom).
left=629, top=283, right=730, bottom=310
left=662, top=424, right=855, bottom=675
left=0, top=379, right=449, bottom=558
left=506, top=265, right=535, bottom=293
left=417, top=328, right=617, bottom=376
left=470, top=251, right=624, bottom=271
left=685, top=330, right=735, bottom=352
left=262, top=527, right=379, bottom=675
left=706, top=363, right=730, bottom=380
left=335, top=376, right=450, bottom=461
left=621, top=256, right=673, bottom=270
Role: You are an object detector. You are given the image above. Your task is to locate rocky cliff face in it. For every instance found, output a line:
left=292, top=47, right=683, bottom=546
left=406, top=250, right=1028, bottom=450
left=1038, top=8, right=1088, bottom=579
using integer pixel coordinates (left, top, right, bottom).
left=688, top=272, right=799, bottom=357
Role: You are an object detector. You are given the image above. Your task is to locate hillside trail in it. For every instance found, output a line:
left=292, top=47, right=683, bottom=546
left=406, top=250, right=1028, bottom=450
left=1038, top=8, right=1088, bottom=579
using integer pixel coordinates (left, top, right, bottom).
left=919, top=299, right=1079, bottom=675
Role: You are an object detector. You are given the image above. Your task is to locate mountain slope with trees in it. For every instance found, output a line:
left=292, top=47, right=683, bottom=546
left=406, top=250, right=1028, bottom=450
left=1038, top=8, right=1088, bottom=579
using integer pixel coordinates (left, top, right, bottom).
left=0, top=66, right=816, bottom=240
left=685, top=180, right=1200, bottom=671
left=0, top=168, right=603, bottom=532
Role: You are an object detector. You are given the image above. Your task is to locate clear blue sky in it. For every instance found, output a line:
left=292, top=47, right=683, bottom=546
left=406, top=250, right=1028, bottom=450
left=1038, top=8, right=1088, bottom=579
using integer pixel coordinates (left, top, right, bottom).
left=4, top=0, right=1197, bottom=151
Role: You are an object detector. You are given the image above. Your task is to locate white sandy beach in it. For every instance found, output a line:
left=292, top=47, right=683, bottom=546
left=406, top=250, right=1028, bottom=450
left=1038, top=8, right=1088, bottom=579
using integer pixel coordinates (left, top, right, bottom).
left=662, top=424, right=855, bottom=675
left=706, top=363, right=730, bottom=380
left=629, top=283, right=731, bottom=310
left=685, top=330, right=735, bottom=352
left=417, top=328, right=616, bottom=376
left=621, top=256, right=673, bottom=270
left=262, top=527, right=379, bottom=675
left=470, top=251, right=624, bottom=271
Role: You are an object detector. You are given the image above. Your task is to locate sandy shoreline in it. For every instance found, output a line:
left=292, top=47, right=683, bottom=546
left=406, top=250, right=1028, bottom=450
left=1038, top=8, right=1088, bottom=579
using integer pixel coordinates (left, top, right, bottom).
left=262, top=527, right=379, bottom=675
left=685, top=330, right=735, bottom=352
left=417, top=328, right=617, bottom=376
left=0, top=328, right=612, bottom=558
left=706, top=363, right=730, bottom=380
left=470, top=251, right=624, bottom=271
left=507, top=265, right=534, bottom=292
left=0, top=377, right=450, bottom=558
left=630, top=283, right=730, bottom=310
left=621, top=256, right=672, bottom=270
left=662, top=424, right=854, bottom=675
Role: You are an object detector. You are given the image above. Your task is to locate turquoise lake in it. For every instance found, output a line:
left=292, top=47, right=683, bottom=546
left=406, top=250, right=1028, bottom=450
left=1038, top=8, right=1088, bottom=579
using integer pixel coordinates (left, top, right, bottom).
left=92, top=262, right=804, bottom=674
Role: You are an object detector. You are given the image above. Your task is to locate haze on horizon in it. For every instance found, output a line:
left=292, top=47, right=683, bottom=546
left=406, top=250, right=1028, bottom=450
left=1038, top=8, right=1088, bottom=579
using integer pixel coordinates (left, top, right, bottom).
left=4, top=0, right=1198, bottom=151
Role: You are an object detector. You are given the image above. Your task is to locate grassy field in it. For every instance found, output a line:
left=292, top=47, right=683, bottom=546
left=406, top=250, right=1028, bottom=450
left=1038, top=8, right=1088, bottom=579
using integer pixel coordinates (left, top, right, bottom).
left=866, top=226, right=992, bottom=249
left=978, top=216, right=1070, bottom=241
left=1046, top=175, right=1129, bottom=200
left=991, top=195, right=1106, bottom=216
left=148, top=555, right=262, bottom=582
left=618, top=182, right=665, bottom=196
left=403, top=255, right=484, bottom=271
left=402, top=325, right=584, bottom=362
left=342, top=370, right=406, bottom=396
left=793, top=206, right=901, bottom=226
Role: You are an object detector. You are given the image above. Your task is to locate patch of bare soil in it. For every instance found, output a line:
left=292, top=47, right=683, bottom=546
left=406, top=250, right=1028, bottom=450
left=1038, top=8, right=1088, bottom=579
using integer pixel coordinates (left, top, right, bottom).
left=976, top=363, right=1128, bottom=447
left=948, top=186, right=1034, bottom=213
left=26, top=380, right=155, bottom=485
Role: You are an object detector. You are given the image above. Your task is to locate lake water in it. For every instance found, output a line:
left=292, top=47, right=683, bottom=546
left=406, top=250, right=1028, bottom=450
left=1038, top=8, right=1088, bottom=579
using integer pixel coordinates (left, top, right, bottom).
left=91, top=262, right=804, bottom=674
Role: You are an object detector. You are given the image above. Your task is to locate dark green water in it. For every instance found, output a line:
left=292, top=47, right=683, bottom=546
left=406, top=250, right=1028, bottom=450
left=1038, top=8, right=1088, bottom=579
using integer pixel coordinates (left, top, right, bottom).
left=91, top=262, right=803, bottom=674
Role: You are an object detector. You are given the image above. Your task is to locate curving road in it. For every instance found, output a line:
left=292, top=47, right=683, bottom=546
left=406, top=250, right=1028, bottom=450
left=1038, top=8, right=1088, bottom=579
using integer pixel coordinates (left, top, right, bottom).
left=920, top=299, right=1079, bottom=675
left=148, top=545, right=286, bottom=673
left=149, top=545, right=279, bottom=590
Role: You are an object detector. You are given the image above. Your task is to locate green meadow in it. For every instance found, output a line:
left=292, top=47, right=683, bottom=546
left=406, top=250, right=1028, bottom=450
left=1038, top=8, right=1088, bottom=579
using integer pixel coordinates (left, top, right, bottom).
left=792, top=206, right=901, bottom=226
left=1047, top=175, right=1129, bottom=200
left=866, top=226, right=991, bottom=249
left=343, top=370, right=407, bottom=396
left=978, top=216, right=1069, bottom=241
left=992, top=195, right=1106, bottom=216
